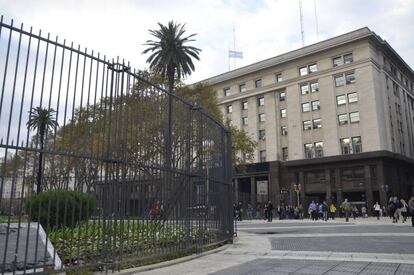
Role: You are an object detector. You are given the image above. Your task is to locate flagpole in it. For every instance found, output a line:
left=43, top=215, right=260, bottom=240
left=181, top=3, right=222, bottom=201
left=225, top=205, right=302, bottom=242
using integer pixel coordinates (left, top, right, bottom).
left=233, top=26, right=236, bottom=69
left=228, top=47, right=230, bottom=71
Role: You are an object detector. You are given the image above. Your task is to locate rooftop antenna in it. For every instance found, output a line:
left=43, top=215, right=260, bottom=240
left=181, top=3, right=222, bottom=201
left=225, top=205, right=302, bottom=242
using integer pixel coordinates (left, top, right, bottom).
left=314, top=0, right=320, bottom=41
left=299, top=0, right=305, bottom=47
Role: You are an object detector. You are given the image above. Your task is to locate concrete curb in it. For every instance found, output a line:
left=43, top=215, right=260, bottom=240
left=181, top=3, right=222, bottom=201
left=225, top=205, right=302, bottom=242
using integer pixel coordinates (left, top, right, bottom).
left=101, top=242, right=233, bottom=274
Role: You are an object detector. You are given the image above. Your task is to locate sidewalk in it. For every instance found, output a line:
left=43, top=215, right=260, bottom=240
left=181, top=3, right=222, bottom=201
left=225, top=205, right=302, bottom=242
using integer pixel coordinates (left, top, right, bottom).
left=131, top=218, right=414, bottom=274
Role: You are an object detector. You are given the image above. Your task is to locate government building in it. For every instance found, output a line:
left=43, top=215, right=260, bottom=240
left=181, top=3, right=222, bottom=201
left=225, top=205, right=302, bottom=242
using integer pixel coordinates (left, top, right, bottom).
left=201, top=27, right=414, bottom=209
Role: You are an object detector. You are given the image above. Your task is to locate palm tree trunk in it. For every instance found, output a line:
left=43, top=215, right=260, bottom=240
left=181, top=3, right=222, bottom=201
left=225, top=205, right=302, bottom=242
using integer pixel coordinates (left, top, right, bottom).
left=166, top=66, right=175, bottom=170
left=36, top=126, right=45, bottom=193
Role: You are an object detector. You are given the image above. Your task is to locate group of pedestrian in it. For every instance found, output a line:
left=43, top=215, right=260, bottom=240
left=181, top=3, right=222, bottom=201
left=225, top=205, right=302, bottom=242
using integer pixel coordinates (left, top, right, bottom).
left=387, top=195, right=414, bottom=225
left=308, top=201, right=336, bottom=221
left=234, top=195, right=414, bottom=227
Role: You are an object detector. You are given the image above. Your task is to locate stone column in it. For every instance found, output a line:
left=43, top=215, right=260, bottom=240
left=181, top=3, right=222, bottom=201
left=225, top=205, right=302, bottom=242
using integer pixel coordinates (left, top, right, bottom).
left=334, top=168, right=342, bottom=205
left=364, top=165, right=373, bottom=213
left=299, top=170, right=305, bottom=206
left=377, top=162, right=387, bottom=207
left=234, top=178, right=239, bottom=204
left=325, top=169, right=331, bottom=202
left=269, top=162, right=280, bottom=206
left=250, top=176, right=256, bottom=206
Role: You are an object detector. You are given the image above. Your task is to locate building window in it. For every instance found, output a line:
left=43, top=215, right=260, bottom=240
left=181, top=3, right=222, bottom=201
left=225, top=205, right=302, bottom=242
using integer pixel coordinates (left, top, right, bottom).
left=311, top=100, right=320, bottom=111
left=347, top=92, right=358, bottom=103
left=259, top=129, right=266, bottom=141
left=304, top=143, right=314, bottom=159
left=338, top=114, right=348, bottom=125
left=336, top=95, right=346, bottom=105
left=340, top=138, right=351, bottom=154
left=299, top=63, right=317, bottom=76
left=258, top=113, right=265, bottom=123
left=276, top=73, right=283, bottom=82
left=349, top=111, right=360, bottom=123
left=300, top=83, right=309, bottom=95
left=335, top=74, right=345, bottom=87
left=309, top=64, right=317, bottom=73
left=303, top=120, right=312, bottom=130
left=281, top=126, right=288, bottom=136
left=333, top=53, right=353, bottom=67
left=259, top=150, right=266, bottom=162
left=279, top=91, right=286, bottom=101
left=299, top=66, right=308, bottom=76
left=333, top=56, right=343, bottom=67
left=314, top=142, right=324, bottom=157
left=302, top=102, right=311, bottom=112
left=310, top=81, right=319, bottom=93
left=255, top=79, right=262, bottom=88
left=313, top=118, right=322, bottom=129
left=242, top=117, right=248, bottom=126
left=258, top=97, right=265, bottom=106
left=282, top=147, right=288, bottom=161
left=226, top=105, right=232, bottom=114
left=280, top=108, right=287, bottom=118
left=242, top=101, right=248, bottom=110
left=224, top=87, right=231, bottom=96
left=345, top=72, right=356, bottom=84
left=344, top=53, right=353, bottom=64
left=352, top=136, right=362, bottom=153
left=239, top=83, right=246, bottom=93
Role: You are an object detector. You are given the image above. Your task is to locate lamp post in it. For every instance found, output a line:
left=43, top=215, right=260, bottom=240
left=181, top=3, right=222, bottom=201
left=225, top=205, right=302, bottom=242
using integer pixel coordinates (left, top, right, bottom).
left=293, top=183, right=301, bottom=206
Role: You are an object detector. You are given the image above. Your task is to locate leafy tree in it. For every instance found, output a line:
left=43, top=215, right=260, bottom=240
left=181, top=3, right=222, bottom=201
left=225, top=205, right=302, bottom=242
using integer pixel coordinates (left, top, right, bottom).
left=26, top=107, right=58, bottom=193
left=177, top=83, right=256, bottom=167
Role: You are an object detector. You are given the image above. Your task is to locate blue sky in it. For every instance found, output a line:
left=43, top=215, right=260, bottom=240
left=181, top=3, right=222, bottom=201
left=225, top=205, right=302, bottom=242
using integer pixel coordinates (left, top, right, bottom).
left=0, top=0, right=413, bottom=84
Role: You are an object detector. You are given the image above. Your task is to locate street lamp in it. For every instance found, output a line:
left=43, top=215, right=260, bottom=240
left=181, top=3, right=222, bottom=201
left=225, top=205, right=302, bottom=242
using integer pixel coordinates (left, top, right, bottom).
left=293, top=183, right=301, bottom=206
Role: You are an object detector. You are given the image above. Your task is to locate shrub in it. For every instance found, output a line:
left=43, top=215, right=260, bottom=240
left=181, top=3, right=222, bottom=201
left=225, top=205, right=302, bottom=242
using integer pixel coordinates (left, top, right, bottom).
left=25, top=190, right=96, bottom=229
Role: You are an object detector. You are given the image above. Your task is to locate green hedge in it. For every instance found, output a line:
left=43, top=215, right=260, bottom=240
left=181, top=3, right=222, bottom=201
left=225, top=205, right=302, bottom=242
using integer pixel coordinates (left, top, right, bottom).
left=25, top=190, right=96, bottom=229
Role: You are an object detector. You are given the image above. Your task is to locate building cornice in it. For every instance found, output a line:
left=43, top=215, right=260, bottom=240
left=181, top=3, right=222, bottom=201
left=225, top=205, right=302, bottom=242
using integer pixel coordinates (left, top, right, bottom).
left=197, top=27, right=413, bottom=86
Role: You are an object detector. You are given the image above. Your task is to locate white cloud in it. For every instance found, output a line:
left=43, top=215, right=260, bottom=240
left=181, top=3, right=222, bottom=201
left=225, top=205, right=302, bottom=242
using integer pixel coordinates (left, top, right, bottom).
left=0, top=0, right=413, bottom=84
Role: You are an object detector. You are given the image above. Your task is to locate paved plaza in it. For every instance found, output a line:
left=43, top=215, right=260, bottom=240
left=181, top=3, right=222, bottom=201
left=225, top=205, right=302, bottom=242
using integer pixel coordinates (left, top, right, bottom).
left=136, top=218, right=414, bottom=275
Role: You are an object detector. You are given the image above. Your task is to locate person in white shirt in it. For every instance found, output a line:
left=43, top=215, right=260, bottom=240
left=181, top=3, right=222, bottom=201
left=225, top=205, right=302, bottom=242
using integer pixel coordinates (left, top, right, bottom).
left=373, top=202, right=381, bottom=220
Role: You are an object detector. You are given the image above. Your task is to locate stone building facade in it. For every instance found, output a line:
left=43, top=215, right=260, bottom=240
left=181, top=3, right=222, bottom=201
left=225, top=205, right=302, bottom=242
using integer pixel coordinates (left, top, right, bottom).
left=201, top=27, right=414, bottom=208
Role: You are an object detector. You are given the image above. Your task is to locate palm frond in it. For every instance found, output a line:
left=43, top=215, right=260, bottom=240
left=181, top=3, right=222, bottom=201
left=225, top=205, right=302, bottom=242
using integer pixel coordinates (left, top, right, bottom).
left=142, top=20, right=201, bottom=91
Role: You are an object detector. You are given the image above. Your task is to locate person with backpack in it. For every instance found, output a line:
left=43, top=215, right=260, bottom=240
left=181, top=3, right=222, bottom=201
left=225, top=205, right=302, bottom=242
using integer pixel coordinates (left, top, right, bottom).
left=393, top=196, right=401, bottom=223
left=388, top=197, right=396, bottom=221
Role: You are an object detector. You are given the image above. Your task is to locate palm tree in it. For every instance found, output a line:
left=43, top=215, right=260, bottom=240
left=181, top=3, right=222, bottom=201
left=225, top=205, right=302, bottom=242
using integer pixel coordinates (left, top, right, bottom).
left=142, top=21, right=201, bottom=94
left=142, top=21, right=201, bottom=170
left=27, top=107, right=58, bottom=193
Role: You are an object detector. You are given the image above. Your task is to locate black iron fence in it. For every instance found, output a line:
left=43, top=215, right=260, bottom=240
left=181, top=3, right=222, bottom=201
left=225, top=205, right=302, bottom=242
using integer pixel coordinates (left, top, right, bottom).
left=0, top=17, right=233, bottom=274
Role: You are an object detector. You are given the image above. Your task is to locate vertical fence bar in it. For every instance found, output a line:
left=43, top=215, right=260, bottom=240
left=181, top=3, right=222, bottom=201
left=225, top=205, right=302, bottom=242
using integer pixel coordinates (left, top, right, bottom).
left=0, top=17, right=233, bottom=274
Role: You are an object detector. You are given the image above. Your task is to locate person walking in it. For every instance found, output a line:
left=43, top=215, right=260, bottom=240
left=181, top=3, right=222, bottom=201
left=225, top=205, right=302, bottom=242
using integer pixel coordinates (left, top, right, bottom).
left=393, top=196, right=401, bottom=223
left=322, top=201, right=329, bottom=221
left=408, top=195, right=414, bottom=227
left=308, top=201, right=317, bottom=221
left=329, top=203, right=337, bottom=220
left=236, top=202, right=243, bottom=221
left=340, top=199, right=352, bottom=222
left=361, top=205, right=367, bottom=218
left=373, top=202, right=381, bottom=220
left=400, top=199, right=408, bottom=223
left=267, top=201, right=274, bottom=222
